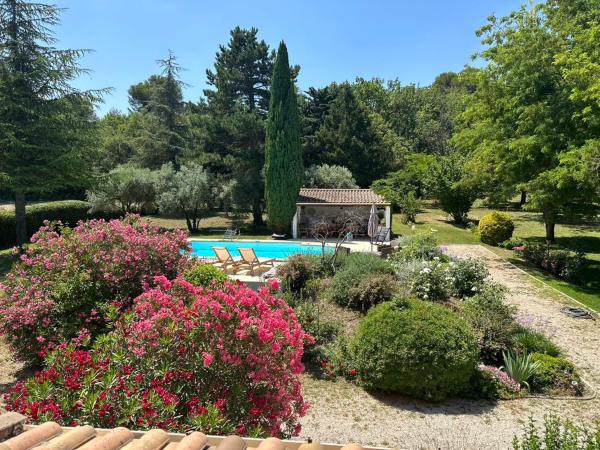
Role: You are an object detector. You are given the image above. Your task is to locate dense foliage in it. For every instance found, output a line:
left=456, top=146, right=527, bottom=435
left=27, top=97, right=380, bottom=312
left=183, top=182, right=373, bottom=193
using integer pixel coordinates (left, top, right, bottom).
left=327, top=253, right=395, bottom=309
left=513, top=416, right=600, bottom=450
left=264, top=42, right=303, bottom=234
left=183, top=263, right=228, bottom=288
left=460, top=284, right=519, bottom=365
left=303, top=164, right=358, bottom=189
left=0, top=200, right=118, bottom=248
left=0, top=216, right=189, bottom=361
left=521, top=243, right=586, bottom=281
left=478, top=211, right=514, bottom=245
left=3, top=278, right=310, bottom=437
left=349, top=299, right=479, bottom=401
left=529, top=353, right=582, bottom=396
left=0, top=0, right=101, bottom=245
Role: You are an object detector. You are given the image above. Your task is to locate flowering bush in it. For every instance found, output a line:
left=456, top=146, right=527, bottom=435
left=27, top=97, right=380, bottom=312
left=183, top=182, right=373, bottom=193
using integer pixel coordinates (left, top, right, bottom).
left=447, top=258, right=489, bottom=298
left=0, top=216, right=189, bottom=361
left=390, top=233, right=445, bottom=262
left=521, top=243, right=586, bottom=281
left=3, top=277, right=311, bottom=437
left=476, top=365, right=521, bottom=399
left=410, top=258, right=451, bottom=301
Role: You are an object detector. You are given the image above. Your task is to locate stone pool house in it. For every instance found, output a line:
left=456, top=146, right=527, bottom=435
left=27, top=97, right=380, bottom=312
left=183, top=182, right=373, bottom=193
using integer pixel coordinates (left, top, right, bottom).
left=292, top=189, right=391, bottom=241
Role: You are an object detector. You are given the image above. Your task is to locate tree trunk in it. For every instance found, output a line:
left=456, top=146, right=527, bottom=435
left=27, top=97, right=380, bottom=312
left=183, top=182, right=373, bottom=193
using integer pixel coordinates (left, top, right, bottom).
left=545, top=221, right=555, bottom=244
left=14, top=191, right=27, bottom=248
left=519, top=190, right=527, bottom=206
left=252, top=200, right=264, bottom=227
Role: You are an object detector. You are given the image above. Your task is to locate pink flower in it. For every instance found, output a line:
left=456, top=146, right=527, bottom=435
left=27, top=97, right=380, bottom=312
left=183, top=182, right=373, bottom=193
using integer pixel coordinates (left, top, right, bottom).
left=267, top=278, right=280, bottom=291
left=202, top=352, right=214, bottom=367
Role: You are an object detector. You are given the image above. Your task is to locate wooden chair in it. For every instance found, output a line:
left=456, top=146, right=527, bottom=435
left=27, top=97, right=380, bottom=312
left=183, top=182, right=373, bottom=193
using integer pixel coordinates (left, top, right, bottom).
left=211, top=247, right=240, bottom=273
left=237, top=247, right=279, bottom=275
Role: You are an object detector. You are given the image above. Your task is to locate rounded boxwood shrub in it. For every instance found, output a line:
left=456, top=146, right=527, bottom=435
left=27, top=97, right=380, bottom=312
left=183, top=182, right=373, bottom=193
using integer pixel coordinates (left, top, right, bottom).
left=478, top=211, right=514, bottom=245
left=184, top=263, right=228, bottom=288
left=349, top=299, right=479, bottom=401
left=529, top=353, right=582, bottom=395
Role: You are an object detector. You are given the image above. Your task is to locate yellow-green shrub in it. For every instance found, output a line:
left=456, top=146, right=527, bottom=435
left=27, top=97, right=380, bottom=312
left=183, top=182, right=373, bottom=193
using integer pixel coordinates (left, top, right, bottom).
left=478, top=211, right=514, bottom=245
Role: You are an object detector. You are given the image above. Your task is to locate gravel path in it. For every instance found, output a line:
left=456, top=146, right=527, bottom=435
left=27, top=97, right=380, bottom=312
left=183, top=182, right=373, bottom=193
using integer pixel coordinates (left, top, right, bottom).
left=299, top=245, right=600, bottom=450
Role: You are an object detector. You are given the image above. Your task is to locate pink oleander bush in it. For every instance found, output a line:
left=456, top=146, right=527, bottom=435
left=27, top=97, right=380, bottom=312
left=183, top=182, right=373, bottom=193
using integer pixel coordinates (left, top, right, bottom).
left=475, top=365, right=521, bottom=399
left=3, top=277, right=311, bottom=438
left=0, top=216, right=190, bottom=362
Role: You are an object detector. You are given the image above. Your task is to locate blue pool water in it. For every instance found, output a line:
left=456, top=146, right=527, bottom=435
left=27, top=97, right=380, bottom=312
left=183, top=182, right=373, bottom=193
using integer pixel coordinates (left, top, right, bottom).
left=189, top=240, right=331, bottom=259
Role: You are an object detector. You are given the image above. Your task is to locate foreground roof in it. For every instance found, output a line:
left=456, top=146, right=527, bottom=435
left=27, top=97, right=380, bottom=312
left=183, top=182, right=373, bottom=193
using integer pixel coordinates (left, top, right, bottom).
left=0, top=413, right=389, bottom=450
left=297, top=189, right=388, bottom=205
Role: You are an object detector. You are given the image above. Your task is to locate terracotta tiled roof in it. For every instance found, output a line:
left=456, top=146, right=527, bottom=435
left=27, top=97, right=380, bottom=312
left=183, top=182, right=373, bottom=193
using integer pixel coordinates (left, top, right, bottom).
left=0, top=413, right=389, bottom=450
left=297, top=189, right=388, bottom=205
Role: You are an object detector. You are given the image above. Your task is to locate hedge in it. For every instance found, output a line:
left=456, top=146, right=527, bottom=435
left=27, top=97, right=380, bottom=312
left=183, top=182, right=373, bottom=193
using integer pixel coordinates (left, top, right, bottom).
left=0, top=200, right=120, bottom=248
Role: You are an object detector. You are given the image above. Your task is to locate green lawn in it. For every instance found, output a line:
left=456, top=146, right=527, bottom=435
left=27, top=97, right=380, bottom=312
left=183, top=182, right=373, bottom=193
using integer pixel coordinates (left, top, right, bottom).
left=144, top=212, right=273, bottom=240
left=393, top=203, right=600, bottom=312
left=0, top=248, right=14, bottom=277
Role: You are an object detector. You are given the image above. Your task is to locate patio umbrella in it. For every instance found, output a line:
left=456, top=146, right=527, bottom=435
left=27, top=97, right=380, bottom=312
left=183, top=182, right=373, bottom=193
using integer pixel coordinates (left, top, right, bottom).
left=367, top=204, right=378, bottom=251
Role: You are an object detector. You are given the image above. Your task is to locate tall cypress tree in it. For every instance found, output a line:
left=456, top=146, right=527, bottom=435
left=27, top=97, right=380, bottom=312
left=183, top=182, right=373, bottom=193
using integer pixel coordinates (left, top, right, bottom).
left=264, top=42, right=302, bottom=234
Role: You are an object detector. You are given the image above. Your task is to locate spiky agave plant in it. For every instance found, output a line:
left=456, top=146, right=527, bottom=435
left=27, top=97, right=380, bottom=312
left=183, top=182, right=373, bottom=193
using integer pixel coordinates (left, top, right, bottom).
left=502, top=351, right=541, bottom=389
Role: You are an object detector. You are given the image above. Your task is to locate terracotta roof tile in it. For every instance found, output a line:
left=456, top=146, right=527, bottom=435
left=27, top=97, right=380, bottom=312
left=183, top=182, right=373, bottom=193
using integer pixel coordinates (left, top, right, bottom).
left=297, top=189, right=388, bottom=205
left=0, top=413, right=386, bottom=450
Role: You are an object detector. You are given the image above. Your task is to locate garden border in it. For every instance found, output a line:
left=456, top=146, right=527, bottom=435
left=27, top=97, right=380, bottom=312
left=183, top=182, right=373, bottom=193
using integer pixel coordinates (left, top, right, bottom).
left=476, top=245, right=598, bottom=316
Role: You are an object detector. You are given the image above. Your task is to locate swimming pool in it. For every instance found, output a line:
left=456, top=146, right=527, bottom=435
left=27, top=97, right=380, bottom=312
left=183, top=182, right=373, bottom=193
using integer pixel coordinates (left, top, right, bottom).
left=189, top=240, right=331, bottom=259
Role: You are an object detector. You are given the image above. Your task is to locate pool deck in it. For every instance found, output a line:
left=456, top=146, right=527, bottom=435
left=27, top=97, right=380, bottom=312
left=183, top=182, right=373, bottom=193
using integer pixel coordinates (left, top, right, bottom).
left=188, top=238, right=378, bottom=288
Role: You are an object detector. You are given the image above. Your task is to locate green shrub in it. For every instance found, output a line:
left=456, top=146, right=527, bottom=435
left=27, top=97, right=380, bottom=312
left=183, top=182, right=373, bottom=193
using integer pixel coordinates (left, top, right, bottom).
left=513, top=416, right=600, bottom=450
left=409, top=259, right=451, bottom=301
left=503, top=351, right=540, bottom=388
left=390, top=232, right=444, bottom=262
left=347, top=273, right=398, bottom=311
left=478, top=211, right=515, bottom=245
left=461, top=284, right=519, bottom=365
left=498, top=237, right=525, bottom=249
left=398, top=192, right=420, bottom=224
left=521, top=243, right=586, bottom=281
left=0, top=200, right=119, bottom=248
left=349, top=299, right=479, bottom=401
left=513, top=329, right=561, bottom=357
left=327, top=253, right=394, bottom=309
left=184, top=263, right=228, bottom=288
left=294, top=302, right=342, bottom=362
left=338, top=251, right=393, bottom=273
left=278, top=254, right=319, bottom=294
left=529, top=353, right=583, bottom=395
left=448, top=258, right=489, bottom=298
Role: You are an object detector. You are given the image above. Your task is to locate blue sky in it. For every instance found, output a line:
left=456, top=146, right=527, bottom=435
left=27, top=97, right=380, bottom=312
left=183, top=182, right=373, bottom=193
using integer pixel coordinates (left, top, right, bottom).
left=54, top=0, right=525, bottom=116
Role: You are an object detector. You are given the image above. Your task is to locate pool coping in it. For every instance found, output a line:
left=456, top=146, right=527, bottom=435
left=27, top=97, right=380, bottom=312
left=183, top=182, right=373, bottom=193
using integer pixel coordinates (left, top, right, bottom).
left=187, top=237, right=330, bottom=247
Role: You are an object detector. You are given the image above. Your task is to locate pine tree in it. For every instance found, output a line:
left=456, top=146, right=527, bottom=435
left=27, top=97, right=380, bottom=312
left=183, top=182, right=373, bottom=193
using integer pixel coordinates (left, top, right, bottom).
left=0, top=0, right=101, bottom=246
left=264, top=42, right=303, bottom=234
left=128, top=51, right=187, bottom=169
